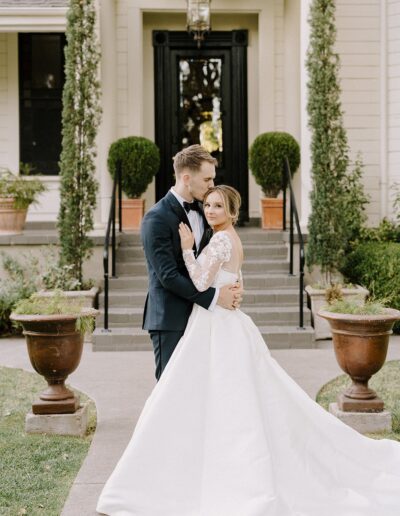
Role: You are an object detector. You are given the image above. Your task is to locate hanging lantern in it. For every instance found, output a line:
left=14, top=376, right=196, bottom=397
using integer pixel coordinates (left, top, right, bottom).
left=186, top=0, right=211, bottom=47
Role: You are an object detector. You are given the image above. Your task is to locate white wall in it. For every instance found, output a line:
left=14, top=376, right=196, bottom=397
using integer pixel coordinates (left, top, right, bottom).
left=388, top=0, right=400, bottom=216
left=336, top=0, right=381, bottom=225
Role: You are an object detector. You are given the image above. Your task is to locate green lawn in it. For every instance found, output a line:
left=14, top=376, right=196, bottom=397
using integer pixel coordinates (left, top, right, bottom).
left=0, top=366, right=96, bottom=516
left=317, top=360, right=400, bottom=441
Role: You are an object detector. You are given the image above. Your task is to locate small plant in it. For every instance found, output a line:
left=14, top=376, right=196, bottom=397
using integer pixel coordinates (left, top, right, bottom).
left=0, top=252, right=41, bottom=335
left=248, top=132, right=300, bottom=197
left=107, top=136, right=160, bottom=199
left=325, top=283, right=344, bottom=305
left=19, top=162, right=41, bottom=176
left=323, top=298, right=386, bottom=316
left=39, top=246, right=82, bottom=291
left=0, top=168, right=46, bottom=209
left=13, top=291, right=97, bottom=334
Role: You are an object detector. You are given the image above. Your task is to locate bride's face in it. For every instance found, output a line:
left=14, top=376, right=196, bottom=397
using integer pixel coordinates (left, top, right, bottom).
left=204, top=191, right=229, bottom=227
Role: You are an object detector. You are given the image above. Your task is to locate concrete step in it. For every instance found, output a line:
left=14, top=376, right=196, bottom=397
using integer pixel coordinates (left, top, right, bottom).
left=92, top=324, right=315, bottom=351
left=97, top=305, right=311, bottom=327
left=241, top=305, right=311, bottom=325
left=99, top=291, right=147, bottom=307
left=108, top=273, right=300, bottom=291
left=242, top=273, right=300, bottom=288
left=116, top=229, right=288, bottom=247
left=98, top=289, right=305, bottom=308
left=236, top=229, right=286, bottom=243
left=115, top=258, right=289, bottom=276
left=116, top=243, right=287, bottom=261
left=109, top=275, right=148, bottom=290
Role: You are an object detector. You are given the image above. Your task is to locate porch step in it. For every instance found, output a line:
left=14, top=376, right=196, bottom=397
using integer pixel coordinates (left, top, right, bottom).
left=116, top=229, right=286, bottom=247
left=92, top=325, right=315, bottom=351
left=107, top=273, right=299, bottom=291
left=115, top=258, right=289, bottom=275
left=98, top=289, right=305, bottom=308
left=92, top=228, right=315, bottom=351
left=116, top=243, right=288, bottom=260
left=96, top=304, right=311, bottom=327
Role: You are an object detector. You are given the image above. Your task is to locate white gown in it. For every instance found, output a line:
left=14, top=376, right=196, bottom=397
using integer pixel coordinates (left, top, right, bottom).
left=97, top=231, right=400, bottom=516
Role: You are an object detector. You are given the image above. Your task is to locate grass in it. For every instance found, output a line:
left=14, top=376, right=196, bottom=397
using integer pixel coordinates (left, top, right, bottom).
left=317, top=360, right=400, bottom=442
left=0, top=366, right=96, bottom=516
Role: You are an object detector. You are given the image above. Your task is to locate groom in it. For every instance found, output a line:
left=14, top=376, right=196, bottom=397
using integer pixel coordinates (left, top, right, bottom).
left=141, top=145, right=243, bottom=379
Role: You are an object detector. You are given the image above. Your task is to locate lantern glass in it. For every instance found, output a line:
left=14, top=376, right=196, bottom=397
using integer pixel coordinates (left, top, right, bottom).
left=187, top=1, right=211, bottom=34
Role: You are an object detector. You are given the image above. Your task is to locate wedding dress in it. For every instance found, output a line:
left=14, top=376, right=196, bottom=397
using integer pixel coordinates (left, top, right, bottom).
left=97, top=231, right=400, bottom=516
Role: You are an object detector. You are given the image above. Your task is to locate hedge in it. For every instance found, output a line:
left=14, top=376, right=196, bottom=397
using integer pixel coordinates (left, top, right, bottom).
left=341, top=241, right=400, bottom=332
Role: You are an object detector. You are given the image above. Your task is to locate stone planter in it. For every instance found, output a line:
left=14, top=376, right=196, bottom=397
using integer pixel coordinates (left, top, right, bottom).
left=318, top=308, right=400, bottom=412
left=35, top=287, right=99, bottom=343
left=121, top=198, right=145, bottom=230
left=0, top=197, right=27, bottom=234
left=305, top=284, right=369, bottom=340
left=260, top=198, right=283, bottom=230
left=9, top=313, right=88, bottom=415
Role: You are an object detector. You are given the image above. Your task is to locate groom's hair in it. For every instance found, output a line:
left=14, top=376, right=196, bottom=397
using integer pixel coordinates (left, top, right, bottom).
left=173, top=145, right=217, bottom=175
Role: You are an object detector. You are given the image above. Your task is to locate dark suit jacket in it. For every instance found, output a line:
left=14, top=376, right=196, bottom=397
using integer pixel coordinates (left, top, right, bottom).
left=141, top=191, right=215, bottom=331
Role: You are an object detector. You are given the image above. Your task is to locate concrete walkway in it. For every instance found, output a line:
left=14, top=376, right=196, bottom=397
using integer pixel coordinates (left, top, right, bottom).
left=1, top=336, right=400, bottom=516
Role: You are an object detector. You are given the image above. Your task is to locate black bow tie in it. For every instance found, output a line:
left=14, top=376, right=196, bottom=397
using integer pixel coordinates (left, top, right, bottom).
left=183, top=201, right=202, bottom=214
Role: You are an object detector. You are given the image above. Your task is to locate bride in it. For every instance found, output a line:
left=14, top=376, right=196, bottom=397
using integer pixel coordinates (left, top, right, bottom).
left=97, top=185, right=400, bottom=516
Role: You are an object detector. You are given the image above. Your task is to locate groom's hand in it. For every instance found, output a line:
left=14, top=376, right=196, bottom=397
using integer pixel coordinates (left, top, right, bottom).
left=217, top=282, right=243, bottom=310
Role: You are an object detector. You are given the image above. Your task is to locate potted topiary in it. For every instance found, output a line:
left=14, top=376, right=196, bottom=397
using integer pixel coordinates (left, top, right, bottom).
left=248, top=132, right=300, bottom=229
left=318, top=297, right=400, bottom=415
left=0, top=168, right=46, bottom=234
left=10, top=292, right=98, bottom=415
left=108, top=136, right=160, bottom=229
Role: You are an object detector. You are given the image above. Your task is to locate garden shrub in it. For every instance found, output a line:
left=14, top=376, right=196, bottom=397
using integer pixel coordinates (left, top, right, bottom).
left=341, top=242, right=400, bottom=332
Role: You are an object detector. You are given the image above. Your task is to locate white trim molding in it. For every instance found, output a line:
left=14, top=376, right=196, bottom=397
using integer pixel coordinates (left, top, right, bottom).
left=0, top=8, right=67, bottom=32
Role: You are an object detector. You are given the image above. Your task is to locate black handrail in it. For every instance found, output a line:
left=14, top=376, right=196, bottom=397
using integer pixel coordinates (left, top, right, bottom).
left=103, top=162, right=122, bottom=331
left=283, top=158, right=305, bottom=329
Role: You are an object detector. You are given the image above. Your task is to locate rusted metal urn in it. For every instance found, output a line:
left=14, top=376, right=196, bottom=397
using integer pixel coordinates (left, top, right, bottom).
left=10, top=314, right=84, bottom=415
left=318, top=309, right=400, bottom=412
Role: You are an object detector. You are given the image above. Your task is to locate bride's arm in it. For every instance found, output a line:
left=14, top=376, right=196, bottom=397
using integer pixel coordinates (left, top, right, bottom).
left=179, top=224, right=232, bottom=292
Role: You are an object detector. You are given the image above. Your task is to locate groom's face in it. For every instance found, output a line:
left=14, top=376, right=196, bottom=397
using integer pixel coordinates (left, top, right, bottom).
left=187, top=161, right=216, bottom=202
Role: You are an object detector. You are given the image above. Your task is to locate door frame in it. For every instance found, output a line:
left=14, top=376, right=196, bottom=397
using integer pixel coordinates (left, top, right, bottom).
left=153, top=30, right=249, bottom=222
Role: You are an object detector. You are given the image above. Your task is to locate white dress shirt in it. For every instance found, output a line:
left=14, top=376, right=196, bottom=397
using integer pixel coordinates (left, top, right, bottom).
left=170, top=188, right=219, bottom=311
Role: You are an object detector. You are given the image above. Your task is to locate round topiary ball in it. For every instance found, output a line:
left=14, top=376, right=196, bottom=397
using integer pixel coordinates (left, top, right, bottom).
left=108, top=136, right=160, bottom=198
left=249, top=132, right=300, bottom=197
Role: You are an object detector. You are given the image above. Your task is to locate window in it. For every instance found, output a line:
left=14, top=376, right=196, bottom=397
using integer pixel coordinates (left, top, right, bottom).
left=19, top=33, right=66, bottom=175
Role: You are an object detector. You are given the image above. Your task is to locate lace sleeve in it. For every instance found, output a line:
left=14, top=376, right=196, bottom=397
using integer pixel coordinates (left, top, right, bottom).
left=182, top=231, right=232, bottom=291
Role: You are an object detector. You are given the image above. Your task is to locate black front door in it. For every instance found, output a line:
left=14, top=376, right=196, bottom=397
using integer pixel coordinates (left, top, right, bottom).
left=153, top=30, right=249, bottom=222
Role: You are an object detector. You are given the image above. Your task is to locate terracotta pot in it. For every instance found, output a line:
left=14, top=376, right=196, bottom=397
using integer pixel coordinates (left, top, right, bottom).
left=121, top=198, right=145, bottom=230
left=318, top=308, right=400, bottom=412
left=9, top=313, right=85, bottom=414
left=260, top=198, right=283, bottom=230
left=0, top=197, right=27, bottom=234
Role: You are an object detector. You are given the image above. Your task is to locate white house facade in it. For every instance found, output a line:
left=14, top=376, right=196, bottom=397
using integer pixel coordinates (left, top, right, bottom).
left=0, top=0, right=399, bottom=228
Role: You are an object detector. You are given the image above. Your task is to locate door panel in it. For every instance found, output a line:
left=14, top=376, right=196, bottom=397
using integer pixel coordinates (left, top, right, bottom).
left=153, top=30, right=248, bottom=222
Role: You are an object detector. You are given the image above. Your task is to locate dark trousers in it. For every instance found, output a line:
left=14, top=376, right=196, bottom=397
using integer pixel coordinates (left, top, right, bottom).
left=149, top=330, right=185, bottom=380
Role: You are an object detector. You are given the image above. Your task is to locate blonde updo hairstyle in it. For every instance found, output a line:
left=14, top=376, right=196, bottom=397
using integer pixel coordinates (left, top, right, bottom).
left=204, top=185, right=241, bottom=225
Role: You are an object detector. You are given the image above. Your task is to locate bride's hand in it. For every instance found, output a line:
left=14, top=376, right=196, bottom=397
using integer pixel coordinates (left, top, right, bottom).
left=179, top=222, right=195, bottom=250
